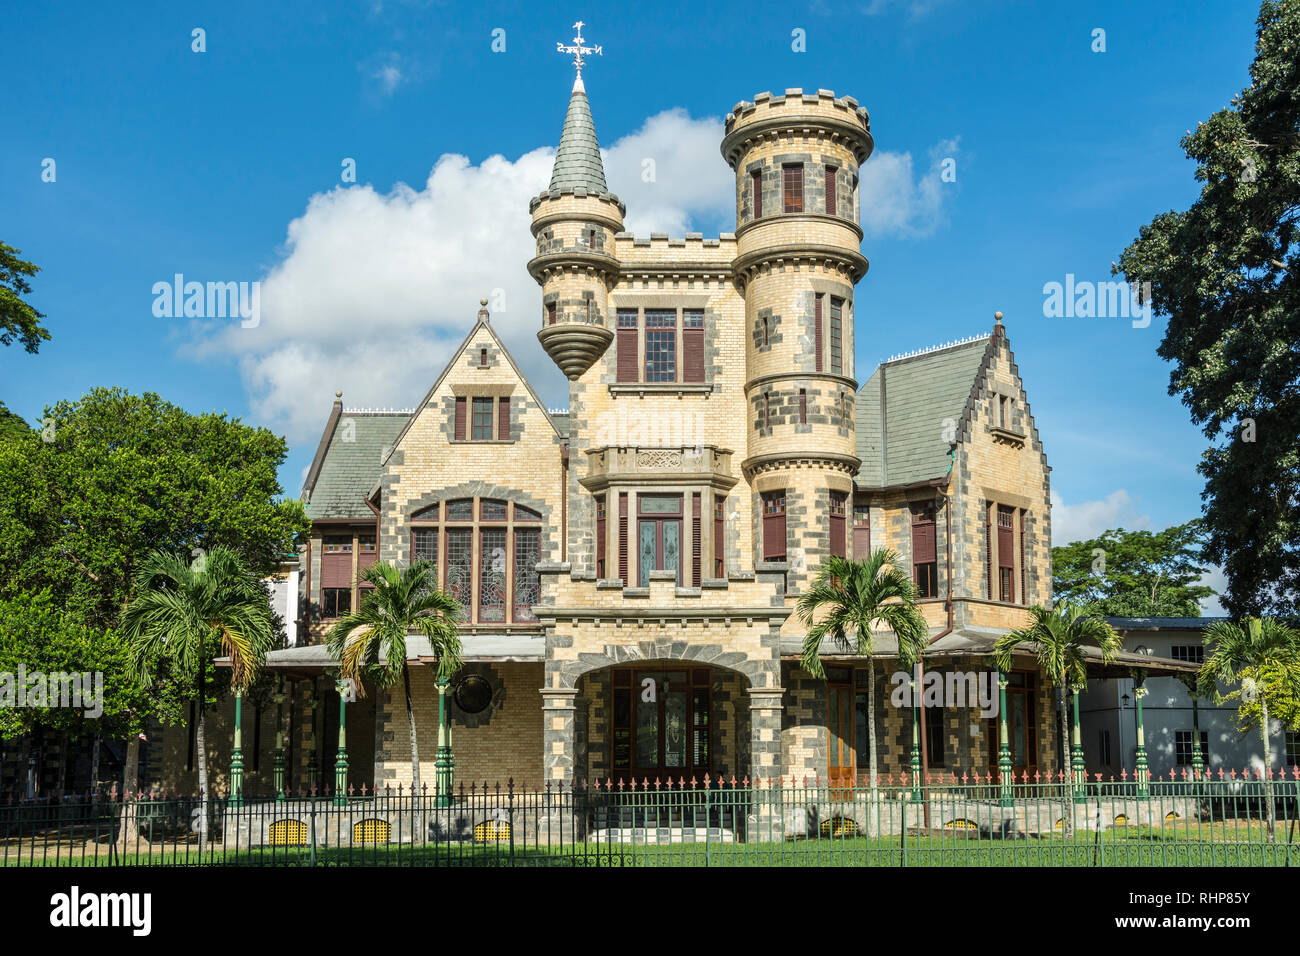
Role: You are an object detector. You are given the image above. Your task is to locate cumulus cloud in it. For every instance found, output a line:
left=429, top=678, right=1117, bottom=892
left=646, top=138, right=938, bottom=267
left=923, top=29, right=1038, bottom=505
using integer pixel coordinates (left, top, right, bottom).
left=860, top=137, right=959, bottom=239
left=186, top=107, right=959, bottom=447
left=1049, top=489, right=1151, bottom=546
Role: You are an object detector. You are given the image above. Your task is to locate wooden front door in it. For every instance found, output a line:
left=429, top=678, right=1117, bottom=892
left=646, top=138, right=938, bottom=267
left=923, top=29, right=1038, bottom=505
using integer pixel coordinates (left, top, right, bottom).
left=611, top=667, right=711, bottom=784
left=827, top=670, right=855, bottom=793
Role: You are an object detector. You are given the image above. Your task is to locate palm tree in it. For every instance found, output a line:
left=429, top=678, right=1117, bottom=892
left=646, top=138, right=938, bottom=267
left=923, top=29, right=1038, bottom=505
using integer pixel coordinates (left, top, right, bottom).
left=993, top=604, right=1121, bottom=832
left=797, top=549, right=929, bottom=791
left=326, top=560, right=463, bottom=799
left=121, top=547, right=275, bottom=831
left=1198, top=616, right=1300, bottom=839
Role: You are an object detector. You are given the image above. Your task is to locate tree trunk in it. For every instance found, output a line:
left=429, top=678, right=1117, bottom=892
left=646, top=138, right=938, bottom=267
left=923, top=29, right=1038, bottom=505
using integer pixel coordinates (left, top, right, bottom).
left=116, top=730, right=142, bottom=847
left=403, top=663, right=421, bottom=800
left=866, top=660, right=878, bottom=791
left=1260, top=698, right=1275, bottom=840
left=195, top=646, right=209, bottom=848
left=90, top=735, right=101, bottom=795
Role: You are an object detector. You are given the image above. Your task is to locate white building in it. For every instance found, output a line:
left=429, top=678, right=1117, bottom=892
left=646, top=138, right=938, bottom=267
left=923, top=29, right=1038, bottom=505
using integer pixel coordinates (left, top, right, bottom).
left=1079, top=617, right=1299, bottom=780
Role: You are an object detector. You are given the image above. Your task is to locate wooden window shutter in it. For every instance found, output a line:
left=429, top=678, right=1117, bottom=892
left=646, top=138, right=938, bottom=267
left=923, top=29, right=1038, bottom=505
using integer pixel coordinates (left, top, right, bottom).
left=595, top=496, right=606, bottom=578
left=713, top=495, right=725, bottom=577
left=1019, top=509, right=1027, bottom=605
left=985, top=503, right=994, bottom=600
left=497, top=397, right=510, bottom=440
left=825, top=166, right=837, bottom=216
left=829, top=493, right=846, bottom=559
left=617, top=326, right=638, bottom=383
left=691, top=493, right=702, bottom=587
left=683, top=328, right=704, bottom=382
left=853, top=506, right=871, bottom=560
left=618, top=493, right=629, bottom=582
left=799, top=389, right=807, bottom=424
left=911, top=510, right=937, bottom=565
left=454, top=397, right=467, bottom=441
left=751, top=169, right=762, bottom=218
left=814, top=296, right=824, bottom=372
left=546, top=301, right=557, bottom=325
left=762, top=492, right=787, bottom=561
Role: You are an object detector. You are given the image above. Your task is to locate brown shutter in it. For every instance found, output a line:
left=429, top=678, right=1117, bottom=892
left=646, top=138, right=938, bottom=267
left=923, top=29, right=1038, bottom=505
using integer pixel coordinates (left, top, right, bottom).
left=814, top=296, right=824, bottom=372
left=683, top=328, right=704, bottom=382
left=799, top=389, right=807, bottom=424
left=762, top=492, right=786, bottom=561
left=321, top=550, right=352, bottom=588
left=912, top=514, right=936, bottom=564
left=713, top=495, right=725, bottom=577
left=829, top=494, right=846, bottom=559
left=618, top=325, right=639, bottom=377
left=1019, top=509, right=1027, bottom=605
left=454, top=397, right=466, bottom=441
left=497, top=397, right=510, bottom=440
left=596, top=496, right=606, bottom=578
left=691, top=493, right=702, bottom=587
left=618, top=493, right=629, bottom=582
left=853, top=521, right=870, bottom=560
left=985, top=503, right=994, bottom=600
left=825, top=166, right=837, bottom=216
left=752, top=170, right=762, bottom=218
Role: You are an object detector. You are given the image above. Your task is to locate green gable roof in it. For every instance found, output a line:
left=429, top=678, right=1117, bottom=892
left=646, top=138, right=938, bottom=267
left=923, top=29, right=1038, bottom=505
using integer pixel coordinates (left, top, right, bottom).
left=305, top=411, right=409, bottom=521
left=549, top=85, right=608, bottom=193
left=856, top=336, right=992, bottom=487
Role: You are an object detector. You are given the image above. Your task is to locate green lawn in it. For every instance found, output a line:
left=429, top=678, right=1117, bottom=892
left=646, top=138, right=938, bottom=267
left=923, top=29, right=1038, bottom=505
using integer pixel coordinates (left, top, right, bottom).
left=5, top=825, right=1295, bottom=867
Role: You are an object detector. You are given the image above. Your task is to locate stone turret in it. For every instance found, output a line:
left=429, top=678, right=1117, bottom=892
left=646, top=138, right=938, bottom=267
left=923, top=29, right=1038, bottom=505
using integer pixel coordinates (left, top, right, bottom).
left=721, top=88, right=873, bottom=587
left=528, top=77, right=625, bottom=380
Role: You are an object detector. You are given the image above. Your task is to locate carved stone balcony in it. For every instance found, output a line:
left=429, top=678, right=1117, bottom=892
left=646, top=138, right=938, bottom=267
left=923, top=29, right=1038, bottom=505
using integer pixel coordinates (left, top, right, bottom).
left=580, top=444, right=738, bottom=493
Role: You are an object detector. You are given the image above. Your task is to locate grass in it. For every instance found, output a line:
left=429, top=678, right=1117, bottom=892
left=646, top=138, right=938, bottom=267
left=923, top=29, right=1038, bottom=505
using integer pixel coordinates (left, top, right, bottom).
left=4, top=824, right=1295, bottom=867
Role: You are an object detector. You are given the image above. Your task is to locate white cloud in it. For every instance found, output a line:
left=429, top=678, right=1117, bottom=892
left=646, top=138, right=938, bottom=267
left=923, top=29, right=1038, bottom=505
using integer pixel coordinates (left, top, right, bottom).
left=1049, top=489, right=1151, bottom=546
left=186, top=108, right=960, bottom=447
left=1197, top=566, right=1227, bottom=616
left=860, top=137, right=960, bottom=239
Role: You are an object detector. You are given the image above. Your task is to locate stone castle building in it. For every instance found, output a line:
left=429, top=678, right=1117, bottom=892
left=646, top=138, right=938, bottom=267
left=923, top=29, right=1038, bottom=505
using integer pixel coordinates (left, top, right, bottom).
left=151, top=72, right=1171, bottom=800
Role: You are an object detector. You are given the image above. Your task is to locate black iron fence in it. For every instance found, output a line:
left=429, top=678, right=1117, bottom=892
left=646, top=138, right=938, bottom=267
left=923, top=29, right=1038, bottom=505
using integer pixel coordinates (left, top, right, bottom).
left=3, top=777, right=1298, bottom=866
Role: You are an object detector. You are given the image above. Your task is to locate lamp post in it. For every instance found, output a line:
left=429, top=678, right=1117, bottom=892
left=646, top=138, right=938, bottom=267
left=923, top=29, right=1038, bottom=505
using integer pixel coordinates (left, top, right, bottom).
left=435, top=675, right=455, bottom=807
left=230, top=690, right=244, bottom=808
left=997, top=671, right=1013, bottom=806
left=1131, top=673, right=1149, bottom=798
left=272, top=689, right=287, bottom=802
left=334, top=677, right=350, bottom=807
left=1070, top=686, right=1087, bottom=802
left=908, top=668, right=922, bottom=803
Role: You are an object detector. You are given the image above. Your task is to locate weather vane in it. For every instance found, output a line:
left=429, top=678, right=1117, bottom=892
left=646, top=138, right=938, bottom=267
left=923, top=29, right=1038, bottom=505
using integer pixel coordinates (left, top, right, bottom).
left=557, top=20, right=602, bottom=78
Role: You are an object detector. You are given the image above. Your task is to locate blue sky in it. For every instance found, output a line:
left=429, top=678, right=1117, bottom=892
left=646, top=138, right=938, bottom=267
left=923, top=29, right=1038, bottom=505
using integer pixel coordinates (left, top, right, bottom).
left=1, top=1, right=1261, bottom=599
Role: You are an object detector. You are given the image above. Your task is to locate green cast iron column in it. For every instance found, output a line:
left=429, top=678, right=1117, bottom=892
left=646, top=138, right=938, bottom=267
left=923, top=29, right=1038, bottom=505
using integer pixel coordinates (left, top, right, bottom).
left=307, top=677, right=319, bottom=792
left=273, top=690, right=287, bottom=802
left=1191, top=694, right=1204, bottom=781
left=334, top=678, right=349, bottom=807
left=435, top=675, right=455, bottom=807
left=909, top=669, right=922, bottom=803
left=997, top=672, right=1013, bottom=806
left=1133, top=677, right=1149, bottom=797
left=230, top=690, right=244, bottom=808
left=1070, top=687, right=1086, bottom=802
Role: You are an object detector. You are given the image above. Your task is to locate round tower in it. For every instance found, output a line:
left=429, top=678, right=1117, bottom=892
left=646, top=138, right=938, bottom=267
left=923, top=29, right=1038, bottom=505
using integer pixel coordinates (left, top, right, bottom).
left=529, top=75, right=625, bottom=380
left=721, top=88, right=873, bottom=586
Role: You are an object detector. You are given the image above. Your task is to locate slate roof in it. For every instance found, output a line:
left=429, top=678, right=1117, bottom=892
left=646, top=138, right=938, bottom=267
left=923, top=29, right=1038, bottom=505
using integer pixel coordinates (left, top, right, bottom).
left=549, top=83, right=608, bottom=193
left=856, top=335, right=992, bottom=487
left=304, top=411, right=408, bottom=521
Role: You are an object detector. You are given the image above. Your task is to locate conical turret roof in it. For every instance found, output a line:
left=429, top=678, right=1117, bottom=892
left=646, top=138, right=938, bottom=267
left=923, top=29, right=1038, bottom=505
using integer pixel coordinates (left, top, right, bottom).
left=549, top=77, right=608, bottom=193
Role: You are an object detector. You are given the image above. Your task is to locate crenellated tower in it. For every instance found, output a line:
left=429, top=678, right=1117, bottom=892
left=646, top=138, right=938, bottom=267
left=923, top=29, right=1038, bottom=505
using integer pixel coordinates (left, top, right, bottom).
left=721, top=89, right=874, bottom=590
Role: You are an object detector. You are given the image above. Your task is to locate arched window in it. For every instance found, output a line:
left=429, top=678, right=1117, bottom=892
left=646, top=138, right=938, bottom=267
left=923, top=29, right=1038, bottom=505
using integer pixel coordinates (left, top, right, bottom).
left=408, top=496, right=544, bottom=624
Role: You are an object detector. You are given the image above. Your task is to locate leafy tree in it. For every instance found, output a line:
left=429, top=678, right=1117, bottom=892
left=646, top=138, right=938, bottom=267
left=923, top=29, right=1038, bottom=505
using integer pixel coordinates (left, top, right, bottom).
left=0, top=402, right=29, bottom=443
left=1052, top=521, right=1215, bottom=617
left=0, top=242, right=49, bottom=353
left=121, top=548, right=276, bottom=820
left=1116, top=1, right=1300, bottom=618
left=797, top=550, right=929, bottom=791
left=1198, top=616, right=1300, bottom=838
left=326, top=560, right=463, bottom=798
left=0, top=387, right=307, bottom=791
left=994, top=605, right=1122, bottom=834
